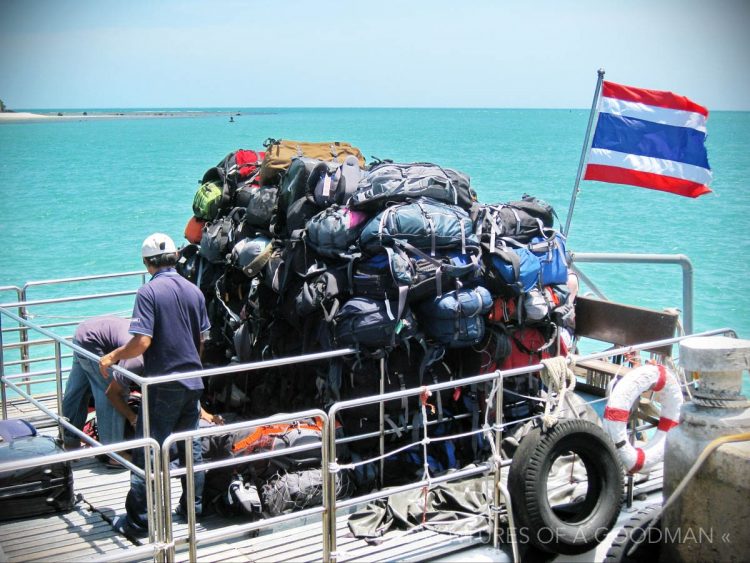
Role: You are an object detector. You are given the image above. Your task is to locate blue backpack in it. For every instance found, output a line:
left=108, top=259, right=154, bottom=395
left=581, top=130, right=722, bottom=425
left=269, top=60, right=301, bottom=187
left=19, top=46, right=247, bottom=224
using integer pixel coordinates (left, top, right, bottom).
left=416, top=286, right=493, bottom=348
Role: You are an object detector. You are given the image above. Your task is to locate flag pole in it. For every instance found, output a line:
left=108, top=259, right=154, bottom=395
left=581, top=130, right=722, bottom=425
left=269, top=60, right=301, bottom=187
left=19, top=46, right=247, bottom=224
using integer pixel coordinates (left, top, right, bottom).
left=563, top=68, right=606, bottom=237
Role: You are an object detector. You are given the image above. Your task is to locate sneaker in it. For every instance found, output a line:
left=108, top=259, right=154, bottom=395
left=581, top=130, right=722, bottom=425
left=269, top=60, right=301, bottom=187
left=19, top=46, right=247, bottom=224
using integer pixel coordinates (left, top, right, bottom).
left=112, top=514, right=148, bottom=539
left=173, top=504, right=202, bottom=522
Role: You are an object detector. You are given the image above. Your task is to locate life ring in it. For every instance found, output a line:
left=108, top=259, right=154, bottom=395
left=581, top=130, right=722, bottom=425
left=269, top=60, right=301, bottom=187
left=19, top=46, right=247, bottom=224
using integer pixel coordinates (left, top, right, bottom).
left=603, top=364, right=683, bottom=474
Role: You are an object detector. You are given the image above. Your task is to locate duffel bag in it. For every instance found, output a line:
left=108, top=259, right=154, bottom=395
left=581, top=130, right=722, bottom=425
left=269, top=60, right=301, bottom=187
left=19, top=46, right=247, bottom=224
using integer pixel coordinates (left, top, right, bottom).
left=333, top=297, right=416, bottom=349
left=349, top=162, right=476, bottom=212
left=307, top=205, right=368, bottom=259
left=416, top=286, right=492, bottom=348
left=260, top=138, right=366, bottom=186
left=359, top=198, right=477, bottom=254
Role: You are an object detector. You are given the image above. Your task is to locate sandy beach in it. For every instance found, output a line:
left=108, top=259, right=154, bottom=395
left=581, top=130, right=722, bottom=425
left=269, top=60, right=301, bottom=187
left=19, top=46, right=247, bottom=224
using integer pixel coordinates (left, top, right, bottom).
left=0, top=110, right=234, bottom=123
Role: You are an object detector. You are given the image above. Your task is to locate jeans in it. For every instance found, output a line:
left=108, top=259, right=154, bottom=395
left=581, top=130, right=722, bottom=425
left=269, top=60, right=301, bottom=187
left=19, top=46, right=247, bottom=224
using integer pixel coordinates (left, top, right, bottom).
left=62, top=343, right=127, bottom=446
left=61, top=347, right=92, bottom=446
left=125, top=382, right=204, bottom=530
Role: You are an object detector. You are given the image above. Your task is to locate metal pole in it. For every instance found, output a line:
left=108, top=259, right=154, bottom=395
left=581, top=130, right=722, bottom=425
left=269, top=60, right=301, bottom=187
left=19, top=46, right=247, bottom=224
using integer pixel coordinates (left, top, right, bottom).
left=0, top=313, right=6, bottom=420
left=55, top=341, right=64, bottom=442
left=563, top=68, right=606, bottom=237
left=19, top=288, right=31, bottom=394
left=185, top=438, right=198, bottom=563
left=379, top=356, right=385, bottom=489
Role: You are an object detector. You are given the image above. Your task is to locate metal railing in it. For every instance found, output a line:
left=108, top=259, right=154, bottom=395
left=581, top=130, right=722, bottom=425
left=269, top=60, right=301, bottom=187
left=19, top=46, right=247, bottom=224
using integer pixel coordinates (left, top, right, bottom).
left=0, top=266, right=735, bottom=563
left=0, top=271, right=146, bottom=395
left=570, top=252, right=694, bottom=334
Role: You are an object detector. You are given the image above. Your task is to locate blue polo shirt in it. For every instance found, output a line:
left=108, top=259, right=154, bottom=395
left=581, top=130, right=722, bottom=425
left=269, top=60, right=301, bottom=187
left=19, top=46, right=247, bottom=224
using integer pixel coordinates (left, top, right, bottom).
left=129, top=269, right=210, bottom=390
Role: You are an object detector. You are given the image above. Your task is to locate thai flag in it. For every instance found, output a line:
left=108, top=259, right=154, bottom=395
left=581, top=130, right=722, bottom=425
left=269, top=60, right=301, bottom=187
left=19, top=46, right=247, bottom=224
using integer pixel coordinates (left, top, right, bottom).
left=584, top=81, right=712, bottom=198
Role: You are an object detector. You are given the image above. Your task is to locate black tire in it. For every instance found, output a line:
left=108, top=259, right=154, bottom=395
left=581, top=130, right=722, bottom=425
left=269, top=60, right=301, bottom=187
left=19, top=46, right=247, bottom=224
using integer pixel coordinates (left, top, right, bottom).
left=604, top=504, right=662, bottom=562
left=508, top=418, right=624, bottom=555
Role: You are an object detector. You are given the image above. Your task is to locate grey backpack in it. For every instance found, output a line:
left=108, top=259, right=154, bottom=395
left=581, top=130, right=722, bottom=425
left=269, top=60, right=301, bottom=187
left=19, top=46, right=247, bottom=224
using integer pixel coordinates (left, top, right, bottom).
left=306, top=205, right=368, bottom=259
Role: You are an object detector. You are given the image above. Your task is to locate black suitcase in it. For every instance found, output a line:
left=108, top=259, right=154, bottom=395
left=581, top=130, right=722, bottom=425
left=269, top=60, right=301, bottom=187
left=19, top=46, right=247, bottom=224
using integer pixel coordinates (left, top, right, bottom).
left=0, top=421, right=75, bottom=521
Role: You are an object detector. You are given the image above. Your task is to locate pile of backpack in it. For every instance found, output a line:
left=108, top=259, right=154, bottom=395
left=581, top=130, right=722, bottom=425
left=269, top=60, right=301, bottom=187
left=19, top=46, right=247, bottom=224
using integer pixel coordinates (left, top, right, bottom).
left=179, top=138, right=573, bottom=490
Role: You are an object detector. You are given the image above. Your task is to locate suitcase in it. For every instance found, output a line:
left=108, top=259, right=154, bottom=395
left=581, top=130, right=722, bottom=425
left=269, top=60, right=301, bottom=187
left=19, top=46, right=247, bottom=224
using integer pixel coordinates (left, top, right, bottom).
left=0, top=420, right=75, bottom=521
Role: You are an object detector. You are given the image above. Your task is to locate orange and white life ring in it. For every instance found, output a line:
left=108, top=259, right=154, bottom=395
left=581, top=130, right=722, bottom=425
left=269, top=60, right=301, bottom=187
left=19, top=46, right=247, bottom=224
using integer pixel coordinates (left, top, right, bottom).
left=602, top=364, right=683, bottom=474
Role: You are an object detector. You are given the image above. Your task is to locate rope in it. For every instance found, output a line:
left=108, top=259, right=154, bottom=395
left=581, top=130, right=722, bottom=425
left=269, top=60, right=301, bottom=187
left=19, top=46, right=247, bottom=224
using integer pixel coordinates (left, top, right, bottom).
left=539, top=356, right=577, bottom=431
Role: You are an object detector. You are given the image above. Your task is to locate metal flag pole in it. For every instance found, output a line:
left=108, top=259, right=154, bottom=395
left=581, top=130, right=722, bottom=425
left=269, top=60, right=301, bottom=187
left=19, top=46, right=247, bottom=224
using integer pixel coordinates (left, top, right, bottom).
left=563, top=68, right=606, bottom=237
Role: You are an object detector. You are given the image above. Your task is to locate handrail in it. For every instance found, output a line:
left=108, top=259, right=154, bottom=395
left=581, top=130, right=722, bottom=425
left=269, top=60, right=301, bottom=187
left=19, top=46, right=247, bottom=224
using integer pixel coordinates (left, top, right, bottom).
left=0, top=262, right=740, bottom=562
left=0, top=313, right=738, bottom=562
left=162, top=409, right=329, bottom=562
left=569, top=252, right=694, bottom=334
left=0, top=438, right=165, bottom=558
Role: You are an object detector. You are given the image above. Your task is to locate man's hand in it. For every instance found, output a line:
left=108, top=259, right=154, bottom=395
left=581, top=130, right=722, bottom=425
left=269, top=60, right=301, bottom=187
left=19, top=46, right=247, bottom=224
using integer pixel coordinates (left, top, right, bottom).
left=99, top=353, right=116, bottom=378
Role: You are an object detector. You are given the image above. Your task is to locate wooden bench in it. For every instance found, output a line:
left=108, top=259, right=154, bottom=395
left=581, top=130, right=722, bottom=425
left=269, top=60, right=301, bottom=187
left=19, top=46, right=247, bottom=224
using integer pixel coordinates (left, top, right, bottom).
left=572, top=295, right=680, bottom=395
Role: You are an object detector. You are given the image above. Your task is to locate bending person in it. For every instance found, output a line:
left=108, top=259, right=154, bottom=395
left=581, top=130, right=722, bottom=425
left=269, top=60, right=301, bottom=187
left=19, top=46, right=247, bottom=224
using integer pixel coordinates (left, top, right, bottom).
left=62, top=316, right=143, bottom=450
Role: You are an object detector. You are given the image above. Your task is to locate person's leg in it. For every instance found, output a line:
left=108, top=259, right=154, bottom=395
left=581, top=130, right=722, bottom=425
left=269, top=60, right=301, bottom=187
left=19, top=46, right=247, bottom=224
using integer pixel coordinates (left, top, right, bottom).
left=125, top=383, right=185, bottom=530
left=175, top=390, right=204, bottom=515
left=80, top=355, right=125, bottom=445
left=61, top=351, right=92, bottom=447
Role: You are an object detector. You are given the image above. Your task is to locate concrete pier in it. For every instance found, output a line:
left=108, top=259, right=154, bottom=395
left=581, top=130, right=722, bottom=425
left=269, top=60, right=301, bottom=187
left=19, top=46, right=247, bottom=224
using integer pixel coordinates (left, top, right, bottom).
left=662, top=336, right=750, bottom=562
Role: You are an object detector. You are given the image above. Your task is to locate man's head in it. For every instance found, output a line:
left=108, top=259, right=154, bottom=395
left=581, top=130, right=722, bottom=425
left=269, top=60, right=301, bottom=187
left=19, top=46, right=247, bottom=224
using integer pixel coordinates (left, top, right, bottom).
left=141, top=233, right=178, bottom=270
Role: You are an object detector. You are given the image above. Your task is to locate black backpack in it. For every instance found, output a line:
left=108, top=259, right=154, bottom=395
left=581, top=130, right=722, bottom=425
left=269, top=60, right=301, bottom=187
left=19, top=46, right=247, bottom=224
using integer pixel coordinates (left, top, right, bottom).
left=349, top=162, right=476, bottom=213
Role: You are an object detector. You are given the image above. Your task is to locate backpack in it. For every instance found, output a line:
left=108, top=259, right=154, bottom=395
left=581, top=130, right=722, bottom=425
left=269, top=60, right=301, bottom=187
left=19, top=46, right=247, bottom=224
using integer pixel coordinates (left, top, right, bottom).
left=484, top=246, right=541, bottom=296
left=260, top=138, right=366, bottom=186
left=416, top=286, right=493, bottom=348
left=201, top=149, right=265, bottom=199
left=184, top=216, right=205, bottom=244
left=231, top=418, right=325, bottom=479
left=332, top=297, right=417, bottom=349
left=200, top=208, right=245, bottom=264
left=192, top=181, right=224, bottom=221
left=306, top=205, right=369, bottom=259
left=243, top=185, right=278, bottom=231
left=359, top=198, right=477, bottom=255
left=275, top=157, right=325, bottom=229
left=230, top=235, right=272, bottom=274
left=530, top=232, right=568, bottom=286
left=473, top=196, right=557, bottom=248
left=277, top=155, right=361, bottom=207
left=349, top=162, right=476, bottom=212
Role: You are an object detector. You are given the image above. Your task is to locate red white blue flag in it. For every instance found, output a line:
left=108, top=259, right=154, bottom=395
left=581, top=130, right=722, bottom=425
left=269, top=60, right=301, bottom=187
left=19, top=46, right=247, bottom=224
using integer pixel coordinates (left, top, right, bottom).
left=584, top=81, right=712, bottom=198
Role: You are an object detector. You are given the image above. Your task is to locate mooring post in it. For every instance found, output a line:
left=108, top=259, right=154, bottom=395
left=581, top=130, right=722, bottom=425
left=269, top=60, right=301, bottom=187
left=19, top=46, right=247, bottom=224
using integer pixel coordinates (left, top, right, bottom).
left=663, top=336, right=750, bottom=561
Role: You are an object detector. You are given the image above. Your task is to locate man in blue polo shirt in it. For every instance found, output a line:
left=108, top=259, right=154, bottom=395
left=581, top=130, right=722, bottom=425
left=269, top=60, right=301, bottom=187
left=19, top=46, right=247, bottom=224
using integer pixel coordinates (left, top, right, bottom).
left=99, top=232, right=210, bottom=537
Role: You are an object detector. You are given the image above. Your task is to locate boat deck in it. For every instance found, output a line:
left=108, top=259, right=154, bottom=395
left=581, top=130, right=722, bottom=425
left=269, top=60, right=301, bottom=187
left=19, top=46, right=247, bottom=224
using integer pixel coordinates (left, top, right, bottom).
left=0, top=438, right=487, bottom=562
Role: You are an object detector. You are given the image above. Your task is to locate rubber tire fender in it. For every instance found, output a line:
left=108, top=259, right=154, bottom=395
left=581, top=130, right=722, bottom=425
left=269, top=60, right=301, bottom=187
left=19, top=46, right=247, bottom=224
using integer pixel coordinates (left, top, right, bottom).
left=508, top=418, right=624, bottom=555
left=604, top=504, right=662, bottom=562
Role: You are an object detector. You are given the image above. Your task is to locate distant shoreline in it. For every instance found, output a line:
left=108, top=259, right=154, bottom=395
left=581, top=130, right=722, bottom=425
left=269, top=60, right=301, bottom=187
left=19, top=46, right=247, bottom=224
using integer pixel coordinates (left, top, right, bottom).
left=0, top=110, right=250, bottom=123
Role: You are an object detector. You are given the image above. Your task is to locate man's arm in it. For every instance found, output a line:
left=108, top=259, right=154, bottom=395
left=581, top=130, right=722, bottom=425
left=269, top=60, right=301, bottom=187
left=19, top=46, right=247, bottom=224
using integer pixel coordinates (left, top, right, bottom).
left=99, top=334, right=151, bottom=378
left=105, top=379, right=138, bottom=427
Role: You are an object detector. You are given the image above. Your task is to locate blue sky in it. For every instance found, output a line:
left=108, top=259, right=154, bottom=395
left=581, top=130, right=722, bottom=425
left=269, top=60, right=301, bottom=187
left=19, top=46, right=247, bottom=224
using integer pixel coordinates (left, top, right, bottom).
left=1, top=0, right=748, bottom=110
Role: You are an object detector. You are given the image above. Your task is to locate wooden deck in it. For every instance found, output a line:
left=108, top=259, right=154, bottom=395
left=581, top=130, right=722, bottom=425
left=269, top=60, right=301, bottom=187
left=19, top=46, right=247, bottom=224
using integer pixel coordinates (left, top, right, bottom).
left=0, top=442, right=485, bottom=563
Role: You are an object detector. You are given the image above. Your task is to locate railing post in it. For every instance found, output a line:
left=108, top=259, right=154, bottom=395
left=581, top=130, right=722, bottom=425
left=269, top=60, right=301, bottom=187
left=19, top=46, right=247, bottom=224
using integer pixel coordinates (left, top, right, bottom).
left=55, top=341, right=64, bottom=442
left=0, top=312, right=7, bottom=420
left=185, top=437, right=198, bottom=563
left=19, top=287, right=31, bottom=395
left=162, top=435, right=176, bottom=562
left=325, top=411, right=338, bottom=562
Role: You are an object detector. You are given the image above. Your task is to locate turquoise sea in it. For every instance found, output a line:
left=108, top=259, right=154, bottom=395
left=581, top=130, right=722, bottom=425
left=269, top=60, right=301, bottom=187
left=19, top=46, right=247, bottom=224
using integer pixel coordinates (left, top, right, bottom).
left=0, top=108, right=748, bottom=391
